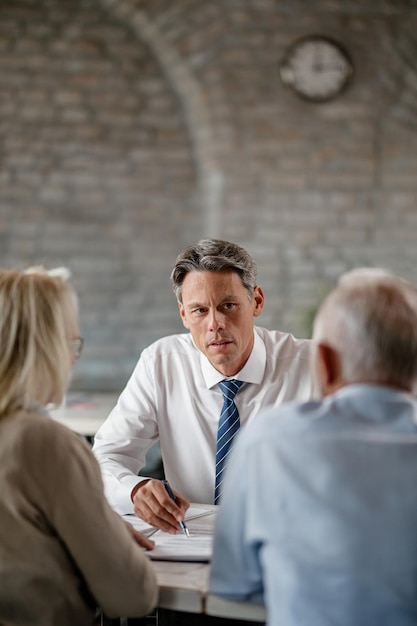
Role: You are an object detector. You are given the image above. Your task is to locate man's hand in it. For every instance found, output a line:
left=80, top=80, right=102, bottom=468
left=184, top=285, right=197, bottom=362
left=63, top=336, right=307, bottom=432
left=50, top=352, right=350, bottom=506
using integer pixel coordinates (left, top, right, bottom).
left=131, top=479, right=190, bottom=534
left=124, top=521, right=155, bottom=551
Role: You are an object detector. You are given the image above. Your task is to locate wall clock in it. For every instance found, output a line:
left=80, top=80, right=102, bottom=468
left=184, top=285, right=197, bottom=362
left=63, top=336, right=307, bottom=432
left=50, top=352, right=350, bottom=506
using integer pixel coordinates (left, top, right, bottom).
left=279, top=35, right=354, bottom=102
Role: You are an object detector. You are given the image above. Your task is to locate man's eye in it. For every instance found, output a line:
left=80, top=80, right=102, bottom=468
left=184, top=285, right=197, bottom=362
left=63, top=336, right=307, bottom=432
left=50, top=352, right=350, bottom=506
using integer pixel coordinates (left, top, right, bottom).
left=223, top=303, right=236, bottom=310
left=192, top=308, right=206, bottom=315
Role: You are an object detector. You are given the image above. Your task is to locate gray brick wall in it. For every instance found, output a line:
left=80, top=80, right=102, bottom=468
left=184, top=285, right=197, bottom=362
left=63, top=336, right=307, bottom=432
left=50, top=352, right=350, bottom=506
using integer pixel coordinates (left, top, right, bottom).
left=1, top=0, right=416, bottom=390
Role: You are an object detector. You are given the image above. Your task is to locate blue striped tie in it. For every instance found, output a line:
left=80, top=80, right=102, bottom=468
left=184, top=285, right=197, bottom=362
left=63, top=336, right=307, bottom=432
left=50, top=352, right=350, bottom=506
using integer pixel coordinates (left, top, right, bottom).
left=214, top=379, right=244, bottom=504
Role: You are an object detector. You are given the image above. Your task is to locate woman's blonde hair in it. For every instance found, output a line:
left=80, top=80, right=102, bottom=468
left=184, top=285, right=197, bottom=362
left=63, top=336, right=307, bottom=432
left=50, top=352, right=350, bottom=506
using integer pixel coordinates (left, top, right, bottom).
left=0, top=266, right=76, bottom=417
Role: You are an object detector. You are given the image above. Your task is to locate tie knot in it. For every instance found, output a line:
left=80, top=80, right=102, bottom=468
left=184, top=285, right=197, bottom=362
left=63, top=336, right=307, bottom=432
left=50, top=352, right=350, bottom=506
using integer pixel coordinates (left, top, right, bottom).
left=218, top=379, right=244, bottom=400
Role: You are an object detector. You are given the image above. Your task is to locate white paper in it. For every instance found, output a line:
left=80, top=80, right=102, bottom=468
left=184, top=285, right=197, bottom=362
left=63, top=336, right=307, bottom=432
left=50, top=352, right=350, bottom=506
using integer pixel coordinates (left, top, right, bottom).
left=122, top=506, right=214, bottom=538
left=123, top=506, right=216, bottom=561
left=146, top=526, right=214, bottom=562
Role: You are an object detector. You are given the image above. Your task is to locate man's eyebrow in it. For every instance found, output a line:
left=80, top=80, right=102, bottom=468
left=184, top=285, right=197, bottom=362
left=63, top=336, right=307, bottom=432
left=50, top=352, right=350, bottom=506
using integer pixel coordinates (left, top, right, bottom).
left=220, top=294, right=239, bottom=302
left=186, top=300, right=205, bottom=309
left=186, top=294, right=239, bottom=308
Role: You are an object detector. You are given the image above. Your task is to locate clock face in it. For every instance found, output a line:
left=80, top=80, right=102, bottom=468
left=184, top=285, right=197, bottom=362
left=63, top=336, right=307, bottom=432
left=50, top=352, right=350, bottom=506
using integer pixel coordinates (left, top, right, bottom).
left=279, top=35, right=353, bottom=102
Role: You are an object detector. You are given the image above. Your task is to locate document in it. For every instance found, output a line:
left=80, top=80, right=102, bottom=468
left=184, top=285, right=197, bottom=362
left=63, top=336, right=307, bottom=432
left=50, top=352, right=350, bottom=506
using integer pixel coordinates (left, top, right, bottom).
left=146, top=526, right=213, bottom=562
left=123, top=506, right=213, bottom=535
left=123, top=506, right=216, bottom=562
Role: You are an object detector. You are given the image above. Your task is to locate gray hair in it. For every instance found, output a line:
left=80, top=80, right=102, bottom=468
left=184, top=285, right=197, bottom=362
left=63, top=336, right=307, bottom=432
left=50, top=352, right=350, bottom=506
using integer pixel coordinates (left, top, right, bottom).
left=313, top=268, right=417, bottom=389
left=171, top=239, right=258, bottom=302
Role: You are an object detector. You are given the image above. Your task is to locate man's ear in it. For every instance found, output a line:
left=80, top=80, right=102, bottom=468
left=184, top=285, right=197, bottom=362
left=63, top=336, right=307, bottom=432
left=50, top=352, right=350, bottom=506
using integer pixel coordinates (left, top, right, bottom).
left=178, top=302, right=189, bottom=329
left=252, top=286, right=265, bottom=318
left=316, top=342, right=343, bottom=396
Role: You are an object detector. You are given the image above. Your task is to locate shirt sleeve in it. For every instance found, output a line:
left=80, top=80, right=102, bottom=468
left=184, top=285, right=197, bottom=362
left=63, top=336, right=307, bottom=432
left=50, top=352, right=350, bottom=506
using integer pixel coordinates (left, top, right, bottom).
left=27, top=419, right=158, bottom=618
left=92, top=352, right=160, bottom=513
left=209, top=428, right=264, bottom=604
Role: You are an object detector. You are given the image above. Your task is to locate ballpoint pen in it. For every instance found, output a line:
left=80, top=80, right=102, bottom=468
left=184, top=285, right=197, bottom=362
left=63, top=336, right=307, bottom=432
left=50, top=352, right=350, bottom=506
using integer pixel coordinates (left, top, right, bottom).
left=162, top=479, right=190, bottom=537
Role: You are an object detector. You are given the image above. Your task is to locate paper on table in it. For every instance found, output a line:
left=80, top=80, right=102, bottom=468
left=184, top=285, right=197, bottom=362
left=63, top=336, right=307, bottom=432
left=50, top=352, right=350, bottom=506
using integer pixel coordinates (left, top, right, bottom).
left=146, top=526, right=213, bottom=562
left=123, top=506, right=215, bottom=561
left=122, top=506, right=213, bottom=538
left=122, top=515, right=156, bottom=537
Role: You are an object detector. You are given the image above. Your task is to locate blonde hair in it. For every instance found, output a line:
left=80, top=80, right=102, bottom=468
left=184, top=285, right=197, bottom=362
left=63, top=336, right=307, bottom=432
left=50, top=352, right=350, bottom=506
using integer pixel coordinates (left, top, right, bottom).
left=0, top=266, right=77, bottom=417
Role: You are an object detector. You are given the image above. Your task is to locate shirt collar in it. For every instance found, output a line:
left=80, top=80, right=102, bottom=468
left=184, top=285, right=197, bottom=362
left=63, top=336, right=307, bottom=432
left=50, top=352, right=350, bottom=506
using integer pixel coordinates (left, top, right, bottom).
left=200, top=328, right=266, bottom=389
left=330, top=382, right=416, bottom=405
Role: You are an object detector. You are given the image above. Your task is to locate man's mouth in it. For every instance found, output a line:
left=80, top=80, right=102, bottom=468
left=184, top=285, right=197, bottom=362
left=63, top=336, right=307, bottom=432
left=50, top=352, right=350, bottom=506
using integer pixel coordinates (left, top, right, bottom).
left=209, top=339, right=232, bottom=348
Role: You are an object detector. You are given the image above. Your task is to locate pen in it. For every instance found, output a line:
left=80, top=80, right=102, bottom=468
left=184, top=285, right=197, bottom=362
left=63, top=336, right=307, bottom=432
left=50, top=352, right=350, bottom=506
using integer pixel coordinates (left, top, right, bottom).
left=162, top=479, right=190, bottom=537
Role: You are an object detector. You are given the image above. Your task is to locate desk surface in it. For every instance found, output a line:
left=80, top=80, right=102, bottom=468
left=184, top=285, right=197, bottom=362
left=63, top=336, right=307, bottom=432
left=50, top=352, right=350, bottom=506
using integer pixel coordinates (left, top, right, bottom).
left=206, top=593, right=266, bottom=622
left=151, top=506, right=213, bottom=613
left=150, top=505, right=266, bottom=622
left=153, top=560, right=266, bottom=621
left=153, top=560, right=209, bottom=613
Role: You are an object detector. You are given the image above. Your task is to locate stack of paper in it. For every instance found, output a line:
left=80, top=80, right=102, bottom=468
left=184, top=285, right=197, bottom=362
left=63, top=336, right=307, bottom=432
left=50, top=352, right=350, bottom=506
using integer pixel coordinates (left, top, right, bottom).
left=123, top=506, right=216, bottom=562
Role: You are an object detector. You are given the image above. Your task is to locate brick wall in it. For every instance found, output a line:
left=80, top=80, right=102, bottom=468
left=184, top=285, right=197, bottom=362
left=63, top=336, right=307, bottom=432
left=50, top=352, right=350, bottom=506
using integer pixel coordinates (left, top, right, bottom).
left=1, top=0, right=416, bottom=390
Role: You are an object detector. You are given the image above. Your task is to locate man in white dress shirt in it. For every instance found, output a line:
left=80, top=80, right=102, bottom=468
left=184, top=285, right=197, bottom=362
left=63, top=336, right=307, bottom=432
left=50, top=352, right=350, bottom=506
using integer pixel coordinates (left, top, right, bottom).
left=93, top=238, right=313, bottom=532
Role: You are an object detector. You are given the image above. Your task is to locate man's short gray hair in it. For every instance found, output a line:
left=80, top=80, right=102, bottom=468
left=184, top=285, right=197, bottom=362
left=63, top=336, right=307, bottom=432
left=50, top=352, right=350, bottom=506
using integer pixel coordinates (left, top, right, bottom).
left=171, top=239, right=258, bottom=302
left=313, top=267, right=417, bottom=389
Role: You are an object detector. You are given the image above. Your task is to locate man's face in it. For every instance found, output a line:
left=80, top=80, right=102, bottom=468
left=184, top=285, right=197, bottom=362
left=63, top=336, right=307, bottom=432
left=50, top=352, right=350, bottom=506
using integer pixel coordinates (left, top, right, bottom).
left=178, top=270, right=264, bottom=377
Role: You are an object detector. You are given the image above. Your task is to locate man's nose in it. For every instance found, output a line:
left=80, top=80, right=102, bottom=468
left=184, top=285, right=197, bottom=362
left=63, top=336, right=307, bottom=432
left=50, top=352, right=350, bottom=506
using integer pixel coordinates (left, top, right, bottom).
left=208, top=309, right=225, bottom=331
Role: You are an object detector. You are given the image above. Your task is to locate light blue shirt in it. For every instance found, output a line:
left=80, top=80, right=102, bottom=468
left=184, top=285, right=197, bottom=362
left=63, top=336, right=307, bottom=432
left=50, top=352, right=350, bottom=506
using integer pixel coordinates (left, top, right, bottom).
left=210, top=384, right=417, bottom=626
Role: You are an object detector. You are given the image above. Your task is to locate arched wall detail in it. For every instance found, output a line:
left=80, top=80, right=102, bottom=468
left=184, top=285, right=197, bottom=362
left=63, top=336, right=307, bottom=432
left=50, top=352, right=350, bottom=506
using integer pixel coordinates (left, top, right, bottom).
left=96, top=0, right=224, bottom=237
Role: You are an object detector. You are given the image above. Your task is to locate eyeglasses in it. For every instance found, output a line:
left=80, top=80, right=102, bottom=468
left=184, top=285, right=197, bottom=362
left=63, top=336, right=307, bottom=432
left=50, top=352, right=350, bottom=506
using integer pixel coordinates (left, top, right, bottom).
left=70, top=336, right=84, bottom=359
